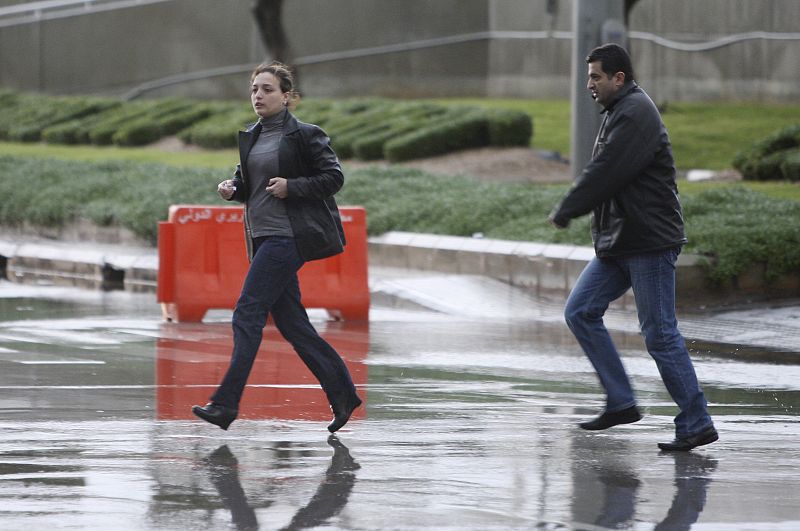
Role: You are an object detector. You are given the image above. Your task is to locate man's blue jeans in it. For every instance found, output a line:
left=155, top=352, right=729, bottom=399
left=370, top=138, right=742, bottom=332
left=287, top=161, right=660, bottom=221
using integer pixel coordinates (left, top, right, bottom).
left=564, top=248, right=713, bottom=438
left=211, top=236, right=357, bottom=410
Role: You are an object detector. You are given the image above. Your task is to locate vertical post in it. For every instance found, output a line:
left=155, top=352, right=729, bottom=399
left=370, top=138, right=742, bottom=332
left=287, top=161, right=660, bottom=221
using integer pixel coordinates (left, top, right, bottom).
left=570, top=0, right=626, bottom=177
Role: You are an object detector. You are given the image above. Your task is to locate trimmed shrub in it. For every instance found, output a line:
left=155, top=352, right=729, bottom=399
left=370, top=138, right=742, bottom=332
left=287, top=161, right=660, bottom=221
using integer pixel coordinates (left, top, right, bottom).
left=780, top=147, right=800, bottom=182
left=41, top=103, right=123, bottom=144
left=486, top=109, right=533, bottom=147
left=351, top=104, right=450, bottom=160
left=682, top=186, right=800, bottom=283
left=111, top=104, right=214, bottom=146
left=353, top=120, right=419, bottom=160
left=383, top=109, right=489, bottom=162
left=734, top=124, right=800, bottom=180
left=179, top=103, right=253, bottom=148
left=0, top=93, right=114, bottom=142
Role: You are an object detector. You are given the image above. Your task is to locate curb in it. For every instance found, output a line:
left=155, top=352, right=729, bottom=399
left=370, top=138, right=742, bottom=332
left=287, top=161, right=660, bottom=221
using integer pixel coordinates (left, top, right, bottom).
left=367, top=232, right=709, bottom=310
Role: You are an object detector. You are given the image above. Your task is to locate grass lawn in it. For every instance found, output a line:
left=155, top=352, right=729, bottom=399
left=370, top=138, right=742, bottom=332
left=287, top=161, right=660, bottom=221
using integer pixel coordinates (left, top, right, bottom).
left=0, top=141, right=237, bottom=170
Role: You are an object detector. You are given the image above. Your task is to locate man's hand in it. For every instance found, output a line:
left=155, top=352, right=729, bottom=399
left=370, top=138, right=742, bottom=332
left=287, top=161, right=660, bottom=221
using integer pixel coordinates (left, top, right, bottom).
left=266, top=177, right=288, bottom=199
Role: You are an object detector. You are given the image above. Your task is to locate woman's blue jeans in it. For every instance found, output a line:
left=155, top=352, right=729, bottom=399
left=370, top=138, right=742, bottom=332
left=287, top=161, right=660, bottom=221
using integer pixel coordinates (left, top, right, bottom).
left=564, top=248, right=713, bottom=438
left=211, top=236, right=357, bottom=410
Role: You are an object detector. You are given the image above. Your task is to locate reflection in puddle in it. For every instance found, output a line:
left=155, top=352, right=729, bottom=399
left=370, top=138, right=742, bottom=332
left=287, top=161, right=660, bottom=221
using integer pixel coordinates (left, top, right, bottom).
left=655, top=452, right=717, bottom=531
left=155, top=322, right=369, bottom=423
left=200, top=436, right=358, bottom=531
left=570, top=435, right=716, bottom=530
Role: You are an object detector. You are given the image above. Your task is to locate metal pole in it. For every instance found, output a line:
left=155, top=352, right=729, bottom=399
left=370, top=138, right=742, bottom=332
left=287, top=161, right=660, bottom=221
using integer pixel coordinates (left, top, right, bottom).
left=570, top=0, right=626, bottom=177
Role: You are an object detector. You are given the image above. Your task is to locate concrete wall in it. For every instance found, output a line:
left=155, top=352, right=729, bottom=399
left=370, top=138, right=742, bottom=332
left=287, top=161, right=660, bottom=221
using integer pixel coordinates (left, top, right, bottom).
left=0, top=0, right=262, bottom=98
left=0, top=0, right=798, bottom=101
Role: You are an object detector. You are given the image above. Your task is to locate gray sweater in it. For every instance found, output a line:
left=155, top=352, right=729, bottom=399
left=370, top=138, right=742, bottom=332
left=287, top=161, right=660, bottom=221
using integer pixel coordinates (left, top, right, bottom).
left=245, top=109, right=293, bottom=238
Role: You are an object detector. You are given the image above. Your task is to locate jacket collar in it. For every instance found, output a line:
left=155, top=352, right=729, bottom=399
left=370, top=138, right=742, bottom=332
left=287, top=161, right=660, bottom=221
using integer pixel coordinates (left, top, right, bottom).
left=243, top=108, right=298, bottom=135
left=601, top=81, right=638, bottom=113
left=239, top=109, right=299, bottom=163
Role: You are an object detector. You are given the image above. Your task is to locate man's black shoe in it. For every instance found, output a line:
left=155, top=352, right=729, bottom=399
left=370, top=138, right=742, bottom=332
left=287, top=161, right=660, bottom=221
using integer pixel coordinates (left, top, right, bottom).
left=192, top=402, right=238, bottom=431
left=327, top=394, right=363, bottom=433
left=579, top=405, right=642, bottom=431
left=658, top=425, right=718, bottom=452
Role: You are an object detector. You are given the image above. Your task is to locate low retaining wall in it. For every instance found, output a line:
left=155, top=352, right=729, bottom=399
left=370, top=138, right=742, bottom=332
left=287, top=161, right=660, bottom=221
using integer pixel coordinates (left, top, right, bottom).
left=367, top=231, right=798, bottom=310
left=2, top=229, right=798, bottom=310
left=0, top=239, right=157, bottom=292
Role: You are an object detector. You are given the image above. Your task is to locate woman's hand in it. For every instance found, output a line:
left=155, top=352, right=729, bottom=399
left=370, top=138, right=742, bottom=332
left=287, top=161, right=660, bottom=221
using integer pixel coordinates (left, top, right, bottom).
left=217, top=179, right=236, bottom=200
left=266, top=177, right=288, bottom=199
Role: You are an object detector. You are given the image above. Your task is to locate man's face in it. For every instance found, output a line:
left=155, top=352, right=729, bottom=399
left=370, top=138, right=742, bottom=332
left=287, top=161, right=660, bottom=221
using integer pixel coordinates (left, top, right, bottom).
left=587, top=61, right=623, bottom=108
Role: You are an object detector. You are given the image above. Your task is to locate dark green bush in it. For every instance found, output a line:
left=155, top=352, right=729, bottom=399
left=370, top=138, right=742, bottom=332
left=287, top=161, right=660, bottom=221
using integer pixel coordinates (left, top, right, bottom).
left=0, top=91, right=535, bottom=160
left=733, top=124, right=800, bottom=180
left=0, top=155, right=222, bottom=244
left=0, top=93, right=115, bottom=142
left=112, top=104, right=214, bottom=146
left=682, top=186, right=800, bottom=283
left=780, top=148, right=800, bottom=181
left=487, top=109, right=533, bottom=147
left=350, top=103, right=449, bottom=160
left=178, top=103, right=253, bottom=148
left=87, top=99, right=185, bottom=145
left=384, top=109, right=489, bottom=162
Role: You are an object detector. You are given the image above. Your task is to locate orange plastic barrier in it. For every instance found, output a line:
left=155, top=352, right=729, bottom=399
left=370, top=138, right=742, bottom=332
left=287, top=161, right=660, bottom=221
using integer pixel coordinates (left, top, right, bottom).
left=157, top=205, right=369, bottom=322
left=155, top=321, right=369, bottom=422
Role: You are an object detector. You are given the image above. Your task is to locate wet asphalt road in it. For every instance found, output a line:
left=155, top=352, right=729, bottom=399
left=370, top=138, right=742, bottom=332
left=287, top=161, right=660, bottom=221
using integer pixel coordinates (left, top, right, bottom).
left=1, top=281, right=799, bottom=530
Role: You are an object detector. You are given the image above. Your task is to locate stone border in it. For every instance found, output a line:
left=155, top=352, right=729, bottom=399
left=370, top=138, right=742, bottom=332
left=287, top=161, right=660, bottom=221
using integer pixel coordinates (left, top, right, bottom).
left=0, top=239, right=157, bottom=292
left=366, top=231, right=788, bottom=310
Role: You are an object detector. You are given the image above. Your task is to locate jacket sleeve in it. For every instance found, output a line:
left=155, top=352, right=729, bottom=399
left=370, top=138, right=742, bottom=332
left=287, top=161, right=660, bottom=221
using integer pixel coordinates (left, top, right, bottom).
left=551, top=113, right=656, bottom=227
left=227, top=164, right=247, bottom=203
left=286, top=125, right=344, bottom=200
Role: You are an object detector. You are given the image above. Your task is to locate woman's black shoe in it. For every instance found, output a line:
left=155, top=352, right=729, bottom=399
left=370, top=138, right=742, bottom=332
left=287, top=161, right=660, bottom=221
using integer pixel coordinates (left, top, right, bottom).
left=192, top=403, right=238, bottom=430
left=579, top=405, right=642, bottom=430
left=327, top=395, right=363, bottom=433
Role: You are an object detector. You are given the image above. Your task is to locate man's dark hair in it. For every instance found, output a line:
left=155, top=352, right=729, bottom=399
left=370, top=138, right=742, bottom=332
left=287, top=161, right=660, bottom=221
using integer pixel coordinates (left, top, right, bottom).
left=586, top=43, right=635, bottom=82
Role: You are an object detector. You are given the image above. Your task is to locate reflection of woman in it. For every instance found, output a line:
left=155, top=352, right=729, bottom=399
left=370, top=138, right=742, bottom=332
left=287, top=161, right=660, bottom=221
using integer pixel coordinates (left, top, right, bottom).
left=192, top=62, right=361, bottom=433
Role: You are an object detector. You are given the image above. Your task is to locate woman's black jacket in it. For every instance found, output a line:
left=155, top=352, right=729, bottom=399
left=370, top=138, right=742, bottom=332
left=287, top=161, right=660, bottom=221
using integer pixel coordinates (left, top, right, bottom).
left=228, top=111, right=346, bottom=262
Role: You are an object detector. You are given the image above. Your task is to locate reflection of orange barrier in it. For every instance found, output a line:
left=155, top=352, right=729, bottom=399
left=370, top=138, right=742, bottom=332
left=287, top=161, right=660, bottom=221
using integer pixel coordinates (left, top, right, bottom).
left=156, top=321, right=369, bottom=422
left=157, top=205, right=369, bottom=322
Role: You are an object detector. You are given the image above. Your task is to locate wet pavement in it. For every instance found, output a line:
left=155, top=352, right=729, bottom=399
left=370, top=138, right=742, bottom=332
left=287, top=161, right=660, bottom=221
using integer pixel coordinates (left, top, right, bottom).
left=1, top=280, right=800, bottom=530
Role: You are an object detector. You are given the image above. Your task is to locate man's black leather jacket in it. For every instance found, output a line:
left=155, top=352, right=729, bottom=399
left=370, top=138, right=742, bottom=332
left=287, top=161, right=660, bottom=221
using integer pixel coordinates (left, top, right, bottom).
left=551, top=82, right=687, bottom=257
left=229, top=111, right=346, bottom=262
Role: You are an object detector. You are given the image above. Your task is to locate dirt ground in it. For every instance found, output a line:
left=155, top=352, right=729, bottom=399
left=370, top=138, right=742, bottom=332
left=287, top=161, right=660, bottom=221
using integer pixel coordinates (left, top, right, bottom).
left=155, top=137, right=740, bottom=184
left=153, top=136, right=573, bottom=184
left=344, top=146, right=573, bottom=184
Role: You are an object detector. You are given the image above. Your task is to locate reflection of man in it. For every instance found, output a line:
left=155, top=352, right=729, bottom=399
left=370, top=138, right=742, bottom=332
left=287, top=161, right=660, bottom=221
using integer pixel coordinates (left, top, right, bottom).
left=549, top=43, right=717, bottom=451
left=655, top=453, right=717, bottom=531
left=571, top=437, right=640, bottom=528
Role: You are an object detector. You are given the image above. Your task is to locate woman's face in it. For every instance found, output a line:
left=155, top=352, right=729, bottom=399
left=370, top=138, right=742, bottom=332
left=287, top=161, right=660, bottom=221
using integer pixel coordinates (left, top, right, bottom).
left=251, top=72, right=286, bottom=119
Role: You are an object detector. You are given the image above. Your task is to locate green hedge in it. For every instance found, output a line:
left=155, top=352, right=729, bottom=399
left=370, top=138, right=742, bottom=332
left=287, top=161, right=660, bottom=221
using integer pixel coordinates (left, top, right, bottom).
left=384, top=109, right=489, bottom=162
left=682, top=186, right=800, bottom=283
left=3, top=154, right=797, bottom=287
left=733, top=124, right=800, bottom=180
left=178, top=103, right=253, bottom=148
left=0, top=91, right=533, bottom=161
left=780, top=148, right=800, bottom=182
left=383, top=107, right=533, bottom=162
left=0, top=92, right=116, bottom=142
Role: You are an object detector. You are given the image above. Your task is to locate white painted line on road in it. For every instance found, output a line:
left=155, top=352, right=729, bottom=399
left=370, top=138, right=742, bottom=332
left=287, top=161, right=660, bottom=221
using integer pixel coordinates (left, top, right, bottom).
left=14, top=360, right=106, bottom=365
